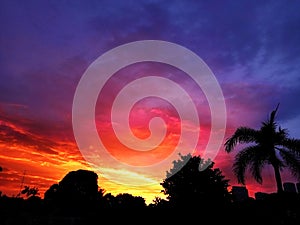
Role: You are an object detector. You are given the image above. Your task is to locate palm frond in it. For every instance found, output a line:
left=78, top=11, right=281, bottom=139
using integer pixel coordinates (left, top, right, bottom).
left=274, top=126, right=289, bottom=143
left=224, top=127, right=259, bottom=153
left=270, top=103, right=280, bottom=124
left=261, top=104, right=280, bottom=132
left=279, top=149, right=300, bottom=179
left=280, top=138, right=300, bottom=157
left=250, top=153, right=267, bottom=184
left=233, top=145, right=262, bottom=184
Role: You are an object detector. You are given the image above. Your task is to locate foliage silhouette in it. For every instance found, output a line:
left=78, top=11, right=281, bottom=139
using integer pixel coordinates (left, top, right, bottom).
left=0, top=167, right=299, bottom=224
left=149, top=196, right=169, bottom=209
left=45, top=169, right=98, bottom=202
left=110, top=193, right=146, bottom=209
left=44, top=169, right=100, bottom=216
left=224, top=104, right=300, bottom=193
left=43, top=169, right=147, bottom=214
left=160, top=153, right=231, bottom=209
left=17, top=186, right=40, bottom=198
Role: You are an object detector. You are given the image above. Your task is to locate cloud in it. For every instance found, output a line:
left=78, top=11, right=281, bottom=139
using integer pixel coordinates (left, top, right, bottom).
left=98, top=167, right=159, bottom=186
left=0, top=121, right=57, bottom=155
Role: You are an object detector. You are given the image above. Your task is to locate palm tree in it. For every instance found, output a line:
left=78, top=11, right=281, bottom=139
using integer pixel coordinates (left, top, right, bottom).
left=224, top=104, right=300, bottom=193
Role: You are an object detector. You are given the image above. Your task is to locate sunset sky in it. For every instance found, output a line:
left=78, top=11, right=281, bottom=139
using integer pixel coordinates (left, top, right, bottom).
left=1, top=0, right=300, bottom=204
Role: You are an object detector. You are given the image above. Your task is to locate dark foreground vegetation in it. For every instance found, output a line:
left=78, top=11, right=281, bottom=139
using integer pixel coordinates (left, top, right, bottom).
left=1, top=106, right=299, bottom=224
left=1, top=192, right=299, bottom=225
left=1, top=157, right=299, bottom=225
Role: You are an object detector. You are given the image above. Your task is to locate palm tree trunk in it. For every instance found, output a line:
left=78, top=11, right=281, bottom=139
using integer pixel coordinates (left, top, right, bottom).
left=273, top=164, right=283, bottom=193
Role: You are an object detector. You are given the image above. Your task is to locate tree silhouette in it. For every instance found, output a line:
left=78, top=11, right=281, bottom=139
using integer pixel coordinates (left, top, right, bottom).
left=112, top=193, right=146, bottom=209
left=149, top=196, right=169, bottom=209
left=44, top=183, right=59, bottom=202
left=161, top=154, right=231, bottom=209
left=43, top=169, right=148, bottom=214
left=18, top=186, right=39, bottom=198
left=45, top=169, right=99, bottom=203
left=44, top=169, right=99, bottom=215
left=224, top=104, right=300, bottom=193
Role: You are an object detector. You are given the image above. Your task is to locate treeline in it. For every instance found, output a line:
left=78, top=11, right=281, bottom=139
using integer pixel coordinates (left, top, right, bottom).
left=0, top=154, right=299, bottom=225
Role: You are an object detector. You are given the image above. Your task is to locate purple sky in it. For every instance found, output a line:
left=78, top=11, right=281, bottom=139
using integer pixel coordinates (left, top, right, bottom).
left=1, top=0, right=300, bottom=131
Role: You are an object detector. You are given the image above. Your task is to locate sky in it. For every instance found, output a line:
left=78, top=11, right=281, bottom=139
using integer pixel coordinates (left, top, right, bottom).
left=1, top=0, right=300, bottom=204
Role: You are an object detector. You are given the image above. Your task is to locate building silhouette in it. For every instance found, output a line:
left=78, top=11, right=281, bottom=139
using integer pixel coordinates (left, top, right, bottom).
left=255, top=192, right=269, bottom=201
left=296, top=182, right=300, bottom=194
left=231, top=186, right=249, bottom=202
left=283, top=182, right=297, bottom=193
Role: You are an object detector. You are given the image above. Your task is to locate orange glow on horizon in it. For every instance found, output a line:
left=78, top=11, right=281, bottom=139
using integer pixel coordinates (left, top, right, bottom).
left=0, top=117, right=168, bottom=204
left=1, top=105, right=294, bottom=204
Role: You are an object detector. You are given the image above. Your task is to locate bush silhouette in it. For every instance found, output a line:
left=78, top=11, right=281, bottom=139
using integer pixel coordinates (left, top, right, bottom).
left=160, top=154, right=231, bottom=210
left=44, top=169, right=99, bottom=215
